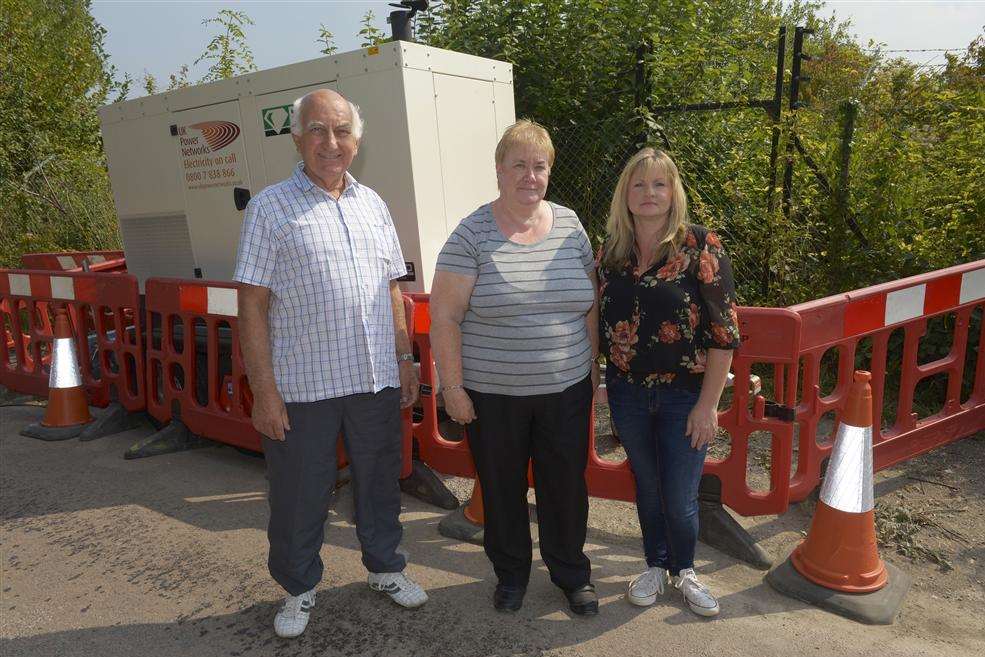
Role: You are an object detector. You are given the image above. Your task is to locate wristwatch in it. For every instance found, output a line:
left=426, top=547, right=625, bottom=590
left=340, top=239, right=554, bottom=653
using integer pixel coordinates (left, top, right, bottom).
left=397, top=353, right=414, bottom=363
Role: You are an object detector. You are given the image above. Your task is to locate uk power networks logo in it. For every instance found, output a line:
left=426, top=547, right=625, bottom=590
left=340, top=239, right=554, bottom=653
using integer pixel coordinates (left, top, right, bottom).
left=187, top=121, right=241, bottom=151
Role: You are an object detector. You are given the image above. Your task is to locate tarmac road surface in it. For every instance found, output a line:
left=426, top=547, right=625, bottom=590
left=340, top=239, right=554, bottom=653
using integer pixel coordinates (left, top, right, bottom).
left=2, top=404, right=982, bottom=657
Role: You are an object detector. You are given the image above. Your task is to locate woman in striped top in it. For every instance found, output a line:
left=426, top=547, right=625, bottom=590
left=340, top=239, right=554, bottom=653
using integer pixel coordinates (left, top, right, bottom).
left=429, top=120, right=600, bottom=616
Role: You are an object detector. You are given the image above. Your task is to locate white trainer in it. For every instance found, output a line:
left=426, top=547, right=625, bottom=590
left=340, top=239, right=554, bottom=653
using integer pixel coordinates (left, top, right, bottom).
left=368, top=571, right=429, bottom=608
left=627, top=567, right=669, bottom=606
left=673, top=568, right=719, bottom=617
left=274, top=588, right=315, bottom=638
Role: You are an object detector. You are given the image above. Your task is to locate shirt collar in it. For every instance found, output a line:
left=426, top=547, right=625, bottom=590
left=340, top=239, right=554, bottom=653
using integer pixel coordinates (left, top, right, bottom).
left=291, top=161, right=360, bottom=197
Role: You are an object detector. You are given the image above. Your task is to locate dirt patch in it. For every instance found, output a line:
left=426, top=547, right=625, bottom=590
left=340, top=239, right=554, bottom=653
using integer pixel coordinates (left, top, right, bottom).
left=590, top=396, right=985, bottom=609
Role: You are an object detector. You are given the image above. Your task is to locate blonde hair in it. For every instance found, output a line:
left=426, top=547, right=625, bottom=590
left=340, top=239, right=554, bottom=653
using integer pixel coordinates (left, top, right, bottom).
left=495, top=119, right=555, bottom=167
left=602, top=147, right=689, bottom=270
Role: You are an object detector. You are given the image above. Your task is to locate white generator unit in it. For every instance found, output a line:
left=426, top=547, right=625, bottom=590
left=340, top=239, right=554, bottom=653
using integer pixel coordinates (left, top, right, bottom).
left=98, top=41, right=516, bottom=292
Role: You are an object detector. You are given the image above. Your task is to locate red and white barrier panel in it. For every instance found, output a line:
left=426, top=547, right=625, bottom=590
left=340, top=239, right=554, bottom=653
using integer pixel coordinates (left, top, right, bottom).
left=177, top=284, right=239, bottom=317
left=793, top=261, right=985, bottom=349
left=2, top=273, right=97, bottom=301
left=19, top=251, right=125, bottom=271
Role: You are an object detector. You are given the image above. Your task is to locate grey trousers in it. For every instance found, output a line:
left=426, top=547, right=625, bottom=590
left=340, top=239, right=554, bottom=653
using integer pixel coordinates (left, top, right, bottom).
left=263, top=387, right=406, bottom=596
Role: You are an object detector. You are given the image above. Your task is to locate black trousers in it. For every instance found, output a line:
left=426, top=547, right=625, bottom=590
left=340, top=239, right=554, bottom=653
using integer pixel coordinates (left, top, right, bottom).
left=262, top=387, right=406, bottom=596
left=465, top=376, right=593, bottom=591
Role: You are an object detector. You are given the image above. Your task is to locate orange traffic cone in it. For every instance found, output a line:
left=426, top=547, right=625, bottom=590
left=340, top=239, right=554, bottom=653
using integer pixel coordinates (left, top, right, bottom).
left=21, top=306, right=93, bottom=441
left=790, top=370, right=887, bottom=592
left=766, top=370, right=909, bottom=624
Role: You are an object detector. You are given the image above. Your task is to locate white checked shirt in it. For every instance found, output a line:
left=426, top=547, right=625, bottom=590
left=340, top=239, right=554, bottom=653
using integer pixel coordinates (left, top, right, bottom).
left=233, top=163, right=407, bottom=402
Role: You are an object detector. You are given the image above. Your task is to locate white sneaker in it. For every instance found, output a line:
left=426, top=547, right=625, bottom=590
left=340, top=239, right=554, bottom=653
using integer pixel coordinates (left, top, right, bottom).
left=274, top=589, right=315, bottom=638
left=627, top=567, right=668, bottom=606
left=673, top=568, right=719, bottom=617
left=368, top=571, right=428, bottom=608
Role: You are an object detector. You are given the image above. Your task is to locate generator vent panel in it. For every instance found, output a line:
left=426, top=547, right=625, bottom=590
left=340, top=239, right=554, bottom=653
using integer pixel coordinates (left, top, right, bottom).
left=119, top=213, right=198, bottom=290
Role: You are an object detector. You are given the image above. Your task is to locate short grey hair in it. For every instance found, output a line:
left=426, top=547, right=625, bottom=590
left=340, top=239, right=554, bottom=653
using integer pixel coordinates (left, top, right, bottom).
left=290, top=91, right=364, bottom=139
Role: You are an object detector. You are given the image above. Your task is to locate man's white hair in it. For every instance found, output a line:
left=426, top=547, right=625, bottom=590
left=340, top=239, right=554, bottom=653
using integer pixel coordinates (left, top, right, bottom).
left=290, top=91, right=364, bottom=139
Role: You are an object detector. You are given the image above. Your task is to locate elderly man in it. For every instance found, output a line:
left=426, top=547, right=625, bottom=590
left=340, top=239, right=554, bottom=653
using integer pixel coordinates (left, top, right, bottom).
left=233, top=89, right=426, bottom=639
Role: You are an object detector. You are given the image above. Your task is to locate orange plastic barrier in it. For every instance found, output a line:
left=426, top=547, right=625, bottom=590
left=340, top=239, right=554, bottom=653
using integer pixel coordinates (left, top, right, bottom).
left=410, top=295, right=803, bottom=517
left=20, top=251, right=125, bottom=271
left=0, top=269, right=145, bottom=411
left=410, top=293, right=476, bottom=479
left=144, top=278, right=414, bottom=476
left=586, top=306, right=801, bottom=516
left=787, top=260, right=985, bottom=505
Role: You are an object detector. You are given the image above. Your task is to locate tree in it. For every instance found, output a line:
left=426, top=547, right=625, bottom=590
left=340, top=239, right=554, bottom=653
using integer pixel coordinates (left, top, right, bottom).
left=168, top=64, right=191, bottom=90
left=142, top=70, right=158, bottom=95
left=0, top=0, right=124, bottom=266
left=194, top=9, right=257, bottom=82
left=317, top=24, right=339, bottom=55
left=417, top=1, right=983, bottom=305
left=357, top=10, right=386, bottom=48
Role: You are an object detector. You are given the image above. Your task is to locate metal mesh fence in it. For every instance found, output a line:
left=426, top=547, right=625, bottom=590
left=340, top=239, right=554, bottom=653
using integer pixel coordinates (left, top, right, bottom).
left=546, top=116, right=645, bottom=244
left=546, top=108, right=786, bottom=304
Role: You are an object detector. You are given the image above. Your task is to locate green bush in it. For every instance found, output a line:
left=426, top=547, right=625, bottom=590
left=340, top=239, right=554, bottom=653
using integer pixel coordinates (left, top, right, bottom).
left=0, top=0, right=123, bottom=267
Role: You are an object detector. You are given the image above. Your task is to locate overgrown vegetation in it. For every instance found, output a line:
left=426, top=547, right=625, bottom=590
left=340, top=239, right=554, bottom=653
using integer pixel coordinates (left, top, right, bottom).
left=0, top=1, right=260, bottom=267
left=2, top=0, right=982, bottom=306
left=0, top=0, right=124, bottom=265
left=418, top=0, right=984, bottom=307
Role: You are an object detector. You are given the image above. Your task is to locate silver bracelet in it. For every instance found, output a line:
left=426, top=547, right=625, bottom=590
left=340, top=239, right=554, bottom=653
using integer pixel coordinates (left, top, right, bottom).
left=442, top=384, right=464, bottom=393
left=397, top=352, right=414, bottom=363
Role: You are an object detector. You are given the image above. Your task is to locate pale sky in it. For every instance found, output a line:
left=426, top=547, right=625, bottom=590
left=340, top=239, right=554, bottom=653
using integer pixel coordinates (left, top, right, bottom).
left=91, top=0, right=984, bottom=93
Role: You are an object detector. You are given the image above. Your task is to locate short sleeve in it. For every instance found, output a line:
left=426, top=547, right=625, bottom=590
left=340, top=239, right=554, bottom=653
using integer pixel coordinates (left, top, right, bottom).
left=695, top=230, right=740, bottom=350
left=435, top=219, right=480, bottom=278
left=233, top=195, right=276, bottom=288
left=575, top=222, right=594, bottom=275
left=377, top=198, right=407, bottom=280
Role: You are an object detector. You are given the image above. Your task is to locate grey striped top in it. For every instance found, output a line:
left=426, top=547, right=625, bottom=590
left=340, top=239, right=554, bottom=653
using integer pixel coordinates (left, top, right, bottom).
left=435, top=202, right=595, bottom=396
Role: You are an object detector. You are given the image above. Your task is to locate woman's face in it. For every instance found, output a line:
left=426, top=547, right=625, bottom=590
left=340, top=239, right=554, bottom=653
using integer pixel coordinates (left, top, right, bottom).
left=626, top=165, right=673, bottom=222
left=496, top=145, right=550, bottom=207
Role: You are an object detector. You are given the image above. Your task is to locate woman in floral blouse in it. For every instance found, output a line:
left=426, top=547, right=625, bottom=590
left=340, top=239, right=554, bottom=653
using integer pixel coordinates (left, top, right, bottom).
left=597, top=147, right=740, bottom=617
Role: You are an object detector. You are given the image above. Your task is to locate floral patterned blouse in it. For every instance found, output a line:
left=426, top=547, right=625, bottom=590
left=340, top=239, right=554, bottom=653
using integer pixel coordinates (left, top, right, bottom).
left=598, top=224, right=740, bottom=392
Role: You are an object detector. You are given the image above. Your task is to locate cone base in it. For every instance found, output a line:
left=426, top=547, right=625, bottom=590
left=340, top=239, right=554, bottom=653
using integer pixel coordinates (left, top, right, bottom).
left=20, top=422, right=87, bottom=442
left=791, top=503, right=888, bottom=593
left=41, top=387, right=92, bottom=428
left=766, top=556, right=910, bottom=625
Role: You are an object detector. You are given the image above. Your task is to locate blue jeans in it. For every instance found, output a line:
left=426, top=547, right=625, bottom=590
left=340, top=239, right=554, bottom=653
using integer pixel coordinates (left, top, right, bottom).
left=606, top=373, right=706, bottom=575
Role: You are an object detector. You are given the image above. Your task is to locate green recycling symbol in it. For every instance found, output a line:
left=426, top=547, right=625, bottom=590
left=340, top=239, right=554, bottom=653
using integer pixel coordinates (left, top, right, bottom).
left=262, top=105, right=293, bottom=137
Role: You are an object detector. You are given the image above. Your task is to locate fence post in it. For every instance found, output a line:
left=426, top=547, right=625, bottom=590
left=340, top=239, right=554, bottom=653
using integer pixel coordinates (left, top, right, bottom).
left=766, top=26, right=787, bottom=214
left=783, top=26, right=813, bottom=220
left=835, top=99, right=859, bottom=228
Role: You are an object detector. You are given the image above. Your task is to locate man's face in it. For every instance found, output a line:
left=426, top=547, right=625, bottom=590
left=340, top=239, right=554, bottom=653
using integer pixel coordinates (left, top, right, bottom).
left=292, top=92, right=359, bottom=191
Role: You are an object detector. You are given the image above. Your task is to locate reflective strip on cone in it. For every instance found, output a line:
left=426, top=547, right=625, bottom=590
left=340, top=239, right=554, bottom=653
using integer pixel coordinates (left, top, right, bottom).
left=819, top=423, right=874, bottom=514
left=40, top=307, right=92, bottom=429
left=49, top=337, right=83, bottom=388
